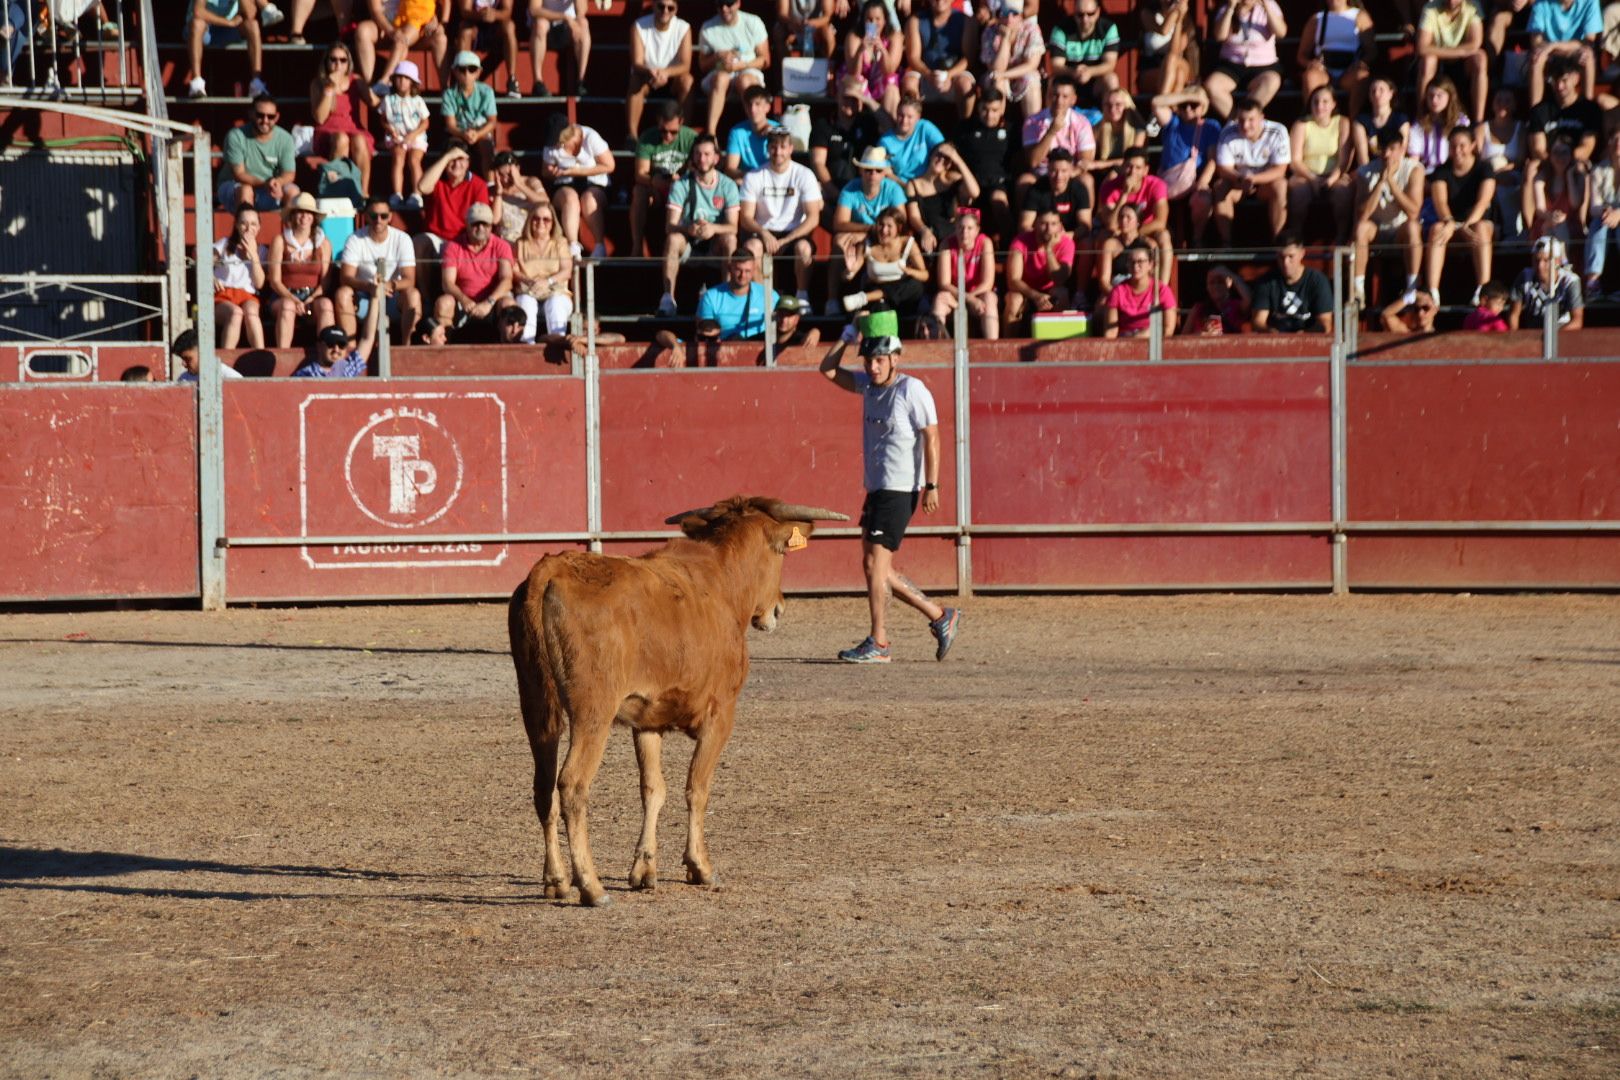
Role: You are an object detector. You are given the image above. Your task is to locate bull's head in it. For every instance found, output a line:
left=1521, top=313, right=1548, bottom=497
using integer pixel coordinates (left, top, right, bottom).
left=665, top=497, right=848, bottom=631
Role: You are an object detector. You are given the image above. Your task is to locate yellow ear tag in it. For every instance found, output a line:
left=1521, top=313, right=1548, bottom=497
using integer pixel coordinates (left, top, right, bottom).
left=787, top=526, right=808, bottom=551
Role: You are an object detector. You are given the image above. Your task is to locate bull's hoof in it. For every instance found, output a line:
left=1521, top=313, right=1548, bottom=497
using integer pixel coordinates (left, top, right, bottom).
left=629, top=855, right=658, bottom=891
left=542, top=878, right=570, bottom=900
left=684, top=862, right=715, bottom=887
left=580, top=888, right=613, bottom=908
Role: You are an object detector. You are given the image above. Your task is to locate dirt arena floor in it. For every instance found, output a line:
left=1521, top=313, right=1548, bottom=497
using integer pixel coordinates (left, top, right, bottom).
left=1, top=594, right=1617, bottom=1077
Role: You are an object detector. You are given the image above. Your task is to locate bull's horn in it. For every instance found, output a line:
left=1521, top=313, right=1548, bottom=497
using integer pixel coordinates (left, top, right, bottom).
left=663, top=505, right=726, bottom=525
left=762, top=502, right=850, bottom=522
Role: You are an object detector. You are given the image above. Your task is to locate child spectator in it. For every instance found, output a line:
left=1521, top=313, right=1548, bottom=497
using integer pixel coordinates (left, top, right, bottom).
left=1464, top=280, right=1512, bottom=330
left=1102, top=243, right=1178, bottom=338
left=214, top=205, right=267, bottom=350
left=380, top=60, right=430, bottom=211
left=444, top=50, right=500, bottom=177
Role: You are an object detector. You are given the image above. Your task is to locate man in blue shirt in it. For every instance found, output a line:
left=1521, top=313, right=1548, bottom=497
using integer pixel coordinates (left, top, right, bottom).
left=878, top=96, right=946, bottom=182
left=294, top=325, right=369, bottom=377
left=723, top=85, right=781, bottom=180
left=828, top=146, right=908, bottom=312
left=1150, top=87, right=1221, bottom=245
left=696, top=250, right=777, bottom=341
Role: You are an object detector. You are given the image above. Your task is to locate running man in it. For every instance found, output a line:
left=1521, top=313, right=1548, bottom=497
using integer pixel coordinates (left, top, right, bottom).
left=819, top=317, right=961, bottom=663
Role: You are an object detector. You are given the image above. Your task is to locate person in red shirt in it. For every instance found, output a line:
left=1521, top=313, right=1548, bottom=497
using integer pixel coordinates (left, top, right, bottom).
left=414, top=142, right=493, bottom=296
left=1002, top=208, right=1075, bottom=330
left=1097, top=147, right=1173, bottom=283
left=1103, top=243, right=1178, bottom=337
left=1463, top=280, right=1510, bottom=331
left=435, top=203, right=517, bottom=339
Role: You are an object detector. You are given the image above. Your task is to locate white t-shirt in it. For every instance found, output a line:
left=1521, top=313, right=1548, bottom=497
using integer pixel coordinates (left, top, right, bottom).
left=635, top=14, right=691, bottom=71
left=544, top=125, right=612, bottom=188
left=1215, top=120, right=1292, bottom=173
left=740, top=161, right=822, bottom=233
left=341, top=226, right=416, bottom=284
left=698, top=11, right=767, bottom=60
left=854, top=371, right=938, bottom=493
left=213, top=238, right=266, bottom=292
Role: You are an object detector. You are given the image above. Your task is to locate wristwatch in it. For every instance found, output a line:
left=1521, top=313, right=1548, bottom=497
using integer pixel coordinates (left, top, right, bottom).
left=924, top=482, right=938, bottom=491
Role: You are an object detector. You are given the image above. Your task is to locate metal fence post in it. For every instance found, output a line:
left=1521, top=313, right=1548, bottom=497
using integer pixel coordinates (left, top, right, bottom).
left=1330, top=246, right=1350, bottom=595
left=164, top=140, right=188, bottom=352
left=953, top=245, right=972, bottom=598
left=585, top=260, right=602, bottom=553
left=192, top=129, right=226, bottom=611
left=1543, top=299, right=1559, bottom=360
left=374, top=257, right=392, bottom=377
left=762, top=251, right=776, bottom=367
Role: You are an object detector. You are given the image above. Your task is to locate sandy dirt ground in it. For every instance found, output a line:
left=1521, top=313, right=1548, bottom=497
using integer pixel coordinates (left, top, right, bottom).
left=1, top=594, right=1617, bottom=1078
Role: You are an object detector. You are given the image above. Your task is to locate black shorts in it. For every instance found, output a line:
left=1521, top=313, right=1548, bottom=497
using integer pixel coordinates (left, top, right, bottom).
left=1210, top=59, right=1282, bottom=88
left=860, top=489, right=919, bottom=552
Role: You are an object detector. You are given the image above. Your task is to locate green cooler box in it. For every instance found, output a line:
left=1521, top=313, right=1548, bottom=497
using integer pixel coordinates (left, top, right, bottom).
left=1032, top=311, right=1089, bottom=340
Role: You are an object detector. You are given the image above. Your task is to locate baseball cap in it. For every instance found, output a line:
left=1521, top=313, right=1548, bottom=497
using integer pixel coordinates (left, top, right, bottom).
left=775, top=295, right=804, bottom=315
left=319, top=325, right=352, bottom=347
left=466, top=202, right=495, bottom=225
left=998, top=0, right=1024, bottom=13
left=453, top=50, right=481, bottom=70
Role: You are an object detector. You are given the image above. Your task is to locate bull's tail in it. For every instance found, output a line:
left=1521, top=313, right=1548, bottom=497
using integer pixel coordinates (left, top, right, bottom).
left=508, top=573, right=566, bottom=745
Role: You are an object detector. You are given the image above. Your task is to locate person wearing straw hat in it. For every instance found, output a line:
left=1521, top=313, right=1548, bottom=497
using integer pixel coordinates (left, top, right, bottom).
left=268, top=192, right=336, bottom=348
left=827, top=144, right=907, bottom=310
left=819, top=307, right=960, bottom=665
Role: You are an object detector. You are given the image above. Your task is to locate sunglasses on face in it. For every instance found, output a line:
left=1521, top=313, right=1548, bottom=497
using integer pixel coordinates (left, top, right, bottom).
left=328, top=56, right=350, bottom=64
left=458, top=65, right=480, bottom=73
left=256, top=112, right=278, bottom=120
left=370, top=211, right=391, bottom=220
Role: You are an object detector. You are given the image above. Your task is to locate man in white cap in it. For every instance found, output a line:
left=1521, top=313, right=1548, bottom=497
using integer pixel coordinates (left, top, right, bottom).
left=826, top=145, right=907, bottom=311
left=818, top=315, right=961, bottom=664
left=436, top=201, right=516, bottom=338
left=442, top=50, right=500, bottom=177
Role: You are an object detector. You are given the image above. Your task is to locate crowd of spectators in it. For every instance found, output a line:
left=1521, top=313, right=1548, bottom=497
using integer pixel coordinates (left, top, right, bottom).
left=185, top=0, right=1620, bottom=360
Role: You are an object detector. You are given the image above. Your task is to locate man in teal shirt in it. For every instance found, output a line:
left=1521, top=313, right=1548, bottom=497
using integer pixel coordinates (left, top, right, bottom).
left=443, top=50, right=499, bottom=176
left=218, top=95, right=299, bottom=210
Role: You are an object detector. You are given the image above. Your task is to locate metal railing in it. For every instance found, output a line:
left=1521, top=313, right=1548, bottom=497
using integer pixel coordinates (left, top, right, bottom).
left=2, top=0, right=136, bottom=101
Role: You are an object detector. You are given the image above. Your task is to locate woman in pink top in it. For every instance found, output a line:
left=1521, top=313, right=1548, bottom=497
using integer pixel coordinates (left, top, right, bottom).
left=1104, top=244, right=1178, bottom=337
left=931, top=207, right=1000, bottom=339
left=1098, top=147, right=1173, bottom=281
left=309, top=42, right=376, bottom=199
left=1203, top=0, right=1287, bottom=118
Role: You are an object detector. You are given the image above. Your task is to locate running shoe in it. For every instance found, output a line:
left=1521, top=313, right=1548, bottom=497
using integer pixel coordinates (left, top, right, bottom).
left=929, top=608, right=960, bottom=661
left=837, top=636, right=891, bottom=663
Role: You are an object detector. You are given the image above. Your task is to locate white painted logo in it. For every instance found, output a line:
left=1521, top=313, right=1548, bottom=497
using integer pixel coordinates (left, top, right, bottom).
left=344, top=406, right=463, bottom=528
left=372, top=433, right=438, bottom=515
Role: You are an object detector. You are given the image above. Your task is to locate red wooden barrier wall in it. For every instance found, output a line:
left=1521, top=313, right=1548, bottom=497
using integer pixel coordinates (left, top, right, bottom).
left=1, top=386, right=199, bottom=600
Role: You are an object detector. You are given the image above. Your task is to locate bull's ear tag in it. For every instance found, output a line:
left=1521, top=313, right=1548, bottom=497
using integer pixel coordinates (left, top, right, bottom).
left=787, top=526, right=808, bottom=550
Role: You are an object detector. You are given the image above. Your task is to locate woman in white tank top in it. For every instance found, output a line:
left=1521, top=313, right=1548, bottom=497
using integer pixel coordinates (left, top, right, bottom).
left=1297, top=0, right=1374, bottom=119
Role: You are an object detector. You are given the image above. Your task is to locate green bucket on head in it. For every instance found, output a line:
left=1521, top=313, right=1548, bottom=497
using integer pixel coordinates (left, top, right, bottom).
left=858, top=309, right=899, bottom=339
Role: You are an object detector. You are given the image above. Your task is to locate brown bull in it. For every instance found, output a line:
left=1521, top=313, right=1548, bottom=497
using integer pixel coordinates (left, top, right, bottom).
left=508, top=495, right=847, bottom=907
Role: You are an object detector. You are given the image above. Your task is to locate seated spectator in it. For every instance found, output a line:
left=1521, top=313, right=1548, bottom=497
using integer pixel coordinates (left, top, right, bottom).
left=1135, top=0, right=1196, bottom=96
left=1426, top=126, right=1496, bottom=302
left=633, top=101, right=698, bottom=255
left=1203, top=0, right=1287, bottom=119
left=1097, top=147, right=1172, bottom=281
left=1091, top=88, right=1147, bottom=182
left=443, top=50, right=500, bottom=177
left=903, top=0, right=979, bottom=115
left=740, top=129, right=824, bottom=306
left=1416, top=0, right=1488, bottom=124
left=838, top=207, right=931, bottom=321
left=436, top=202, right=517, bottom=336
left=1102, top=243, right=1178, bottom=338
left=417, top=142, right=492, bottom=294
left=905, top=143, right=980, bottom=258
left=380, top=60, right=431, bottom=211
left=310, top=42, right=375, bottom=200
left=413, top=316, right=450, bottom=344
left=1486, top=0, right=1534, bottom=66
left=1212, top=96, right=1290, bottom=244
left=1097, top=201, right=1146, bottom=289
left=1352, top=75, right=1409, bottom=167
left=724, top=84, right=781, bottom=179
left=659, top=133, right=741, bottom=316
left=1184, top=265, right=1252, bottom=334
left=338, top=196, right=423, bottom=348
left=1151, top=87, right=1221, bottom=245
left=832, top=146, right=908, bottom=303
left=184, top=0, right=268, bottom=99
left=1003, top=208, right=1074, bottom=329
left=1018, top=74, right=1097, bottom=208
left=171, top=328, right=244, bottom=383
left=698, top=0, right=771, bottom=139
left=979, top=0, right=1045, bottom=115
left=1353, top=134, right=1425, bottom=306
left=490, top=149, right=551, bottom=243
left=217, top=96, right=300, bottom=212
left=773, top=294, right=822, bottom=348
left=1046, top=0, right=1120, bottom=108
left=950, top=88, right=1017, bottom=241
left=1527, top=0, right=1601, bottom=101
left=1528, top=58, right=1601, bottom=170
left=697, top=249, right=777, bottom=341
left=530, top=0, right=592, bottom=96
left=542, top=123, right=613, bottom=258
left=267, top=193, right=336, bottom=348
left=1297, top=0, right=1375, bottom=121
left=627, top=0, right=694, bottom=137
left=1510, top=235, right=1584, bottom=329
left=1378, top=288, right=1439, bottom=332
left=293, top=325, right=369, bottom=377
left=810, top=75, right=889, bottom=206
left=1409, top=76, right=1468, bottom=175
left=496, top=304, right=529, bottom=343
left=456, top=0, right=522, bottom=99
left=287, top=0, right=341, bottom=45
left=878, top=95, right=947, bottom=183
left=1252, top=232, right=1333, bottom=333
left=1288, top=86, right=1355, bottom=244
left=512, top=204, right=575, bottom=344
left=122, top=367, right=155, bottom=383
left=774, top=0, right=836, bottom=71
left=932, top=206, right=1000, bottom=339
left=1020, top=149, right=1092, bottom=290
left=214, top=206, right=267, bottom=350
left=841, top=0, right=905, bottom=122
left=1525, top=139, right=1580, bottom=243
left=1481, top=87, right=1528, bottom=239
left=1464, top=280, right=1512, bottom=330
left=1582, top=128, right=1620, bottom=300
left=356, top=0, right=448, bottom=89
